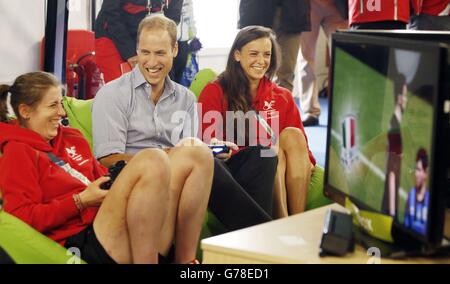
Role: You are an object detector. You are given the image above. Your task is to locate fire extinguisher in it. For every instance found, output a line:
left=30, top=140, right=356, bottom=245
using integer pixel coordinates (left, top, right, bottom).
left=67, top=52, right=104, bottom=100
left=66, top=62, right=79, bottom=98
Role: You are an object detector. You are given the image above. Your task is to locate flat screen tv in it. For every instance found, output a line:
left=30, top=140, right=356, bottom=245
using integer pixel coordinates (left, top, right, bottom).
left=325, top=32, right=450, bottom=253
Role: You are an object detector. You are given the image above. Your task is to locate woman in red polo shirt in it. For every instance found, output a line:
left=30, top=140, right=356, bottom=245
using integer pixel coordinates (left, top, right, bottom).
left=198, top=26, right=316, bottom=219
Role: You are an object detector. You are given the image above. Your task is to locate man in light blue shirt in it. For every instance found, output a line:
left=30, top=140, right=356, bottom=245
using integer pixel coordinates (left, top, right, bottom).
left=92, top=14, right=213, bottom=264
left=93, top=65, right=198, bottom=157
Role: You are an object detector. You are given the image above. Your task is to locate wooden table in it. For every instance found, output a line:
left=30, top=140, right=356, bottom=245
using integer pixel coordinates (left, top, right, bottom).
left=201, top=204, right=450, bottom=264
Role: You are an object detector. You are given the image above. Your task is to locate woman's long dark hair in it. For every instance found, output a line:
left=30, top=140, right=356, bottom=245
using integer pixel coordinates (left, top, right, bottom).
left=218, top=26, right=281, bottom=112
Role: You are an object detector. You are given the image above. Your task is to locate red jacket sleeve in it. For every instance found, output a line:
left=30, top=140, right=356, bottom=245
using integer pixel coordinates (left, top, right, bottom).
left=0, top=143, right=80, bottom=233
left=197, top=83, right=226, bottom=143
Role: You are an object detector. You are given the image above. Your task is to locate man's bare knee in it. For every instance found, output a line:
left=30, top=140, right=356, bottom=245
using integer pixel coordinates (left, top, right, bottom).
left=175, top=140, right=213, bottom=166
left=132, top=148, right=170, bottom=181
left=176, top=137, right=204, bottom=147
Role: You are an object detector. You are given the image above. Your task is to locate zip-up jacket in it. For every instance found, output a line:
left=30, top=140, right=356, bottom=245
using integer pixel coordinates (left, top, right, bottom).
left=349, top=0, right=410, bottom=25
left=0, top=122, right=107, bottom=245
left=198, top=77, right=316, bottom=166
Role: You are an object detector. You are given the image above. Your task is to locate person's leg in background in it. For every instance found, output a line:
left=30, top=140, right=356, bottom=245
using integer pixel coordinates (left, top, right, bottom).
left=273, top=7, right=302, bottom=92
left=95, top=37, right=127, bottom=83
left=171, top=40, right=190, bottom=84
left=297, top=0, right=322, bottom=127
left=297, top=0, right=348, bottom=127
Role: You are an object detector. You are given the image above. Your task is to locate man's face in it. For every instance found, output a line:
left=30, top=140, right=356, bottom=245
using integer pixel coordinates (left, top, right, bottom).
left=137, top=28, right=178, bottom=89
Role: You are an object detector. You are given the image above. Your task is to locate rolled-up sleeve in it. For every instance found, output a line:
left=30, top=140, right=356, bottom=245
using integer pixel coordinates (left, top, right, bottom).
left=181, top=91, right=199, bottom=139
left=92, top=84, right=130, bottom=159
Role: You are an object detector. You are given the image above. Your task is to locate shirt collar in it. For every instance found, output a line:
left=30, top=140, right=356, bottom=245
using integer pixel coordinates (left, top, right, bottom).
left=132, top=65, right=176, bottom=98
left=253, top=76, right=272, bottom=104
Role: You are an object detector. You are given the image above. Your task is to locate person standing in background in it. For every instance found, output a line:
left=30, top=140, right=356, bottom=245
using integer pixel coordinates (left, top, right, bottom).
left=172, top=0, right=201, bottom=85
left=348, top=0, right=410, bottom=29
left=94, top=0, right=183, bottom=83
left=238, top=0, right=311, bottom=92
left=296, top=0, right=348, bottom=127
left=409, top=0, right=450, bottom=30
left=382, top=74, right=408, bottom=217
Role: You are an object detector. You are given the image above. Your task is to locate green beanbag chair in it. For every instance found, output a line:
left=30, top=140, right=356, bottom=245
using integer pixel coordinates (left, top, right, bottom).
left=0, top=210, right=84, bottom=264
left=62, top=96, right=94, bottom=151
left=189, top=68, right=217, bottom=98
left=306, top=165, right=332, bottom=210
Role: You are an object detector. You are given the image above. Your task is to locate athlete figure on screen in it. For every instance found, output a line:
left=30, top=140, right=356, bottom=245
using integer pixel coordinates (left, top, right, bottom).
left=404, top=148, right=430, bottom=235
left=381, top=73, right=408, bottom=217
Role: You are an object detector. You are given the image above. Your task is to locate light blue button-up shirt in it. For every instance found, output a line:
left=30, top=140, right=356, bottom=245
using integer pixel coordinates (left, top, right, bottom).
left=92, top=66, right=198, bottom=159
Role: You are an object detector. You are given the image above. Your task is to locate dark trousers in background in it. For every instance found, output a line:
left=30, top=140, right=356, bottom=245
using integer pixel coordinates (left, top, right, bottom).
left=208, top=146, right=278, bottom=231
left=170, top=40, right=190, bottom=84
left=408, top=15, right=450, bottom=31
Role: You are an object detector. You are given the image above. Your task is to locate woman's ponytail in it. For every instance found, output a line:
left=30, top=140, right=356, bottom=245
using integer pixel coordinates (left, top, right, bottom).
left=0, top=84, right=11, bottom=123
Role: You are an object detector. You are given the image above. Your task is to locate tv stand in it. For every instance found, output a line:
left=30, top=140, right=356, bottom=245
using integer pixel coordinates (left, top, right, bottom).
left=201, top=204, right=450, bottom=263
left=353, top=216, right=450, bottom=259
left=353, top=226, right=424, bottom=259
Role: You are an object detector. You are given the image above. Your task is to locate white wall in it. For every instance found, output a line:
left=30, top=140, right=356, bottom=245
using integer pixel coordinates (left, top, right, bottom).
left=67, top=0, right=91, bottom=30
left=194, top=0, right=239, bottom=74
left=0, top=0, right=46, bottom=83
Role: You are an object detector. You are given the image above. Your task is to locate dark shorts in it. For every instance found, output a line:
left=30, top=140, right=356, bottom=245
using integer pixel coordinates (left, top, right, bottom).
left=64, top=224, right=116, bottom=264
left=65, top=224, right=175, bottom=264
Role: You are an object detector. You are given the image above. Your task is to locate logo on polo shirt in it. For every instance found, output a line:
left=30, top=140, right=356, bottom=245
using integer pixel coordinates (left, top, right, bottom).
left=263, top=100, right=275, bottom=111
left=65, top=146, right=89, bottom=166
left=263, top=100, right=279, bottom=120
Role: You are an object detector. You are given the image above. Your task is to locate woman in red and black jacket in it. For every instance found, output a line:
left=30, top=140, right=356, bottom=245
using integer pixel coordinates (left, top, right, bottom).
left=348, top=0, right=410, bottom=29
left=94, top=0, right=183, bottom=83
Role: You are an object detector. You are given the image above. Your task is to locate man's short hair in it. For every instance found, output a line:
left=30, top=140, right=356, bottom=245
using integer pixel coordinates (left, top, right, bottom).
left=137, top=14, right=177, bottom=47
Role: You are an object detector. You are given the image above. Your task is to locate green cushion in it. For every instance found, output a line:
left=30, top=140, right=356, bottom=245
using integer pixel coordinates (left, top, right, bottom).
left=0, top=211, right=84, bottom=264
left=189, top=68, right=217, bottom=98
left=306, top=165, right=332, bottom=210
left=63, top=96, right=94, bottom=150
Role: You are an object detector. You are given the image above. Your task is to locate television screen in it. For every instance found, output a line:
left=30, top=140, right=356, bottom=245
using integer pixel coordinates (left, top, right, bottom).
left=325, top=33, right=449, bottom=246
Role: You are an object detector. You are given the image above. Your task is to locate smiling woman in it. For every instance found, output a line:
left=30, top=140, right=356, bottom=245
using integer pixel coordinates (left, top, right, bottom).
left=0, top=71, right=208, bottom=264
left=198, top=26, right=317, bottom=219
